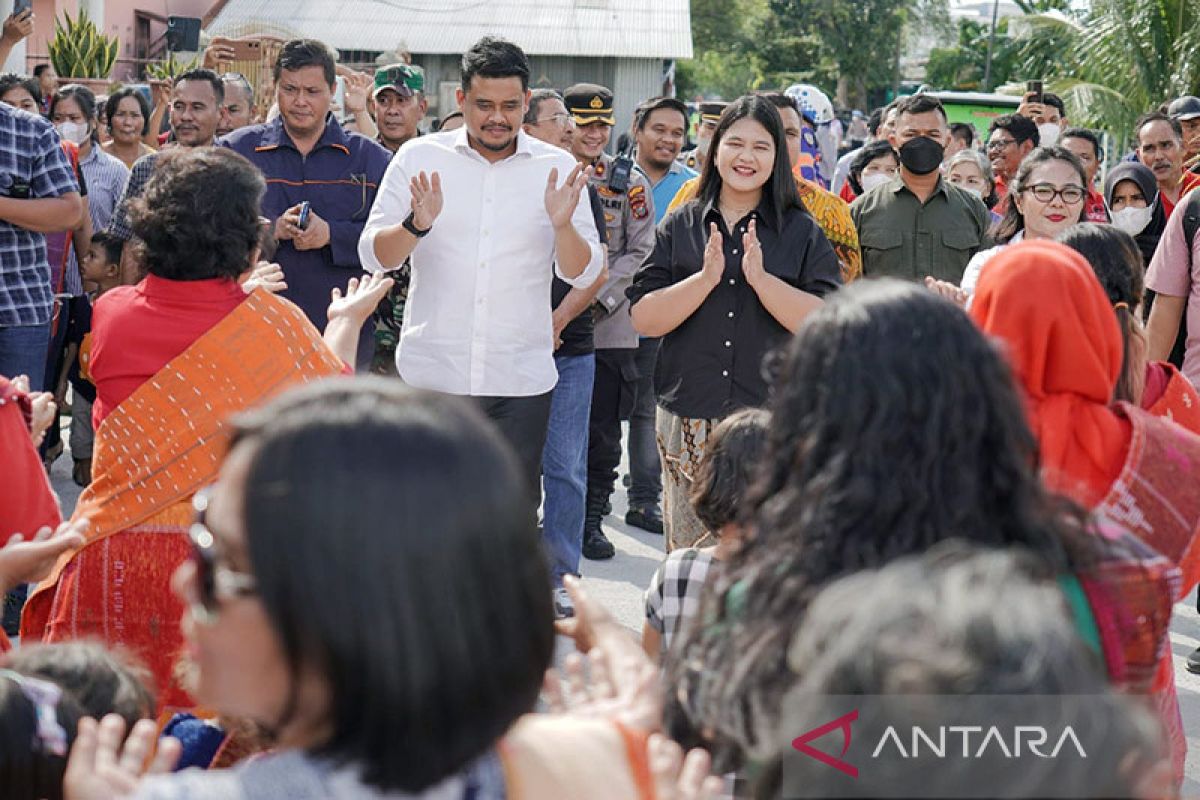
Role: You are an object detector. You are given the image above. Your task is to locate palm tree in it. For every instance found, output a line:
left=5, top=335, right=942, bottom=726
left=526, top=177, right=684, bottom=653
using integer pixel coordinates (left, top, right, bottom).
left=1009, top=0, right=1200, bottom=134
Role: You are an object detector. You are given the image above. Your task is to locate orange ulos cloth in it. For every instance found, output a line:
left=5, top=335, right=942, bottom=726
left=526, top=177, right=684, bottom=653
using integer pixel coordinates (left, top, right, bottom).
left=969, top=240, right=1131, bottom=508
left=20, top=290, right=346, bottom=709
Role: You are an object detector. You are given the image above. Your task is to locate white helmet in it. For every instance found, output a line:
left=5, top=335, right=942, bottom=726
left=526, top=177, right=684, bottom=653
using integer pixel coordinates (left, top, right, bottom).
left=784, top=83, right=834, bottom=126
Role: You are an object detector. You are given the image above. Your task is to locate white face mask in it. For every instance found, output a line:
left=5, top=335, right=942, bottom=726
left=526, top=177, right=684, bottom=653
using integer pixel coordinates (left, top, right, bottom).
left=55, top=121, right=89, bottom=145
left=956, top=184, right=984, bottom=200
left=1110, top=205, right=1153, bottom=237
left=860, top=172, right=893, bottom=192
left=1037, top=122, right=1061, bottom=148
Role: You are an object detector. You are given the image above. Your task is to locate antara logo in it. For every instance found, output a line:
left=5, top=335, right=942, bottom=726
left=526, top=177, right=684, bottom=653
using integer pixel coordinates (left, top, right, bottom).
left=791, top=709, right=859, bottom=778
left=791, top=712, right=1087, bottom=778
left=871, top=725, right=1087, bottom=759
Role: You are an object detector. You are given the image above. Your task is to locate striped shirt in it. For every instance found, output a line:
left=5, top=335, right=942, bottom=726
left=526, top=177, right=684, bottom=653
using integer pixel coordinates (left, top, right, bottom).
left=107, top=151, right=159, bottom=243
left=80, top=145, right=129, bottom=234
left=0, top=104, right=80, bottom=326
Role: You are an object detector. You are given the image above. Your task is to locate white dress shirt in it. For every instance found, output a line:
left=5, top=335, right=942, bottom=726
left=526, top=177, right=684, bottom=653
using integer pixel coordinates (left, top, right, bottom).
left=358, top=127, right=604, bottom=397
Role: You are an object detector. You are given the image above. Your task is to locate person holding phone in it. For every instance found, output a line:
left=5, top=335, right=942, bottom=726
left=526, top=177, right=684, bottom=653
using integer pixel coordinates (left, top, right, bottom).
left=223, top=39, right=391, bottom=369
left=0, top=7, right=32, bottom=70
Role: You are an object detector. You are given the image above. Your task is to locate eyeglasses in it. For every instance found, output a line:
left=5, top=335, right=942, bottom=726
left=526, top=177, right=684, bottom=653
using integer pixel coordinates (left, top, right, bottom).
left=535, top=112, right=571, bottom=126
left=188, top=488, right=257, bottom=625
left=986, top=138, right=1017, bottom=152
left=1023, top=183, right=1086, bottom=204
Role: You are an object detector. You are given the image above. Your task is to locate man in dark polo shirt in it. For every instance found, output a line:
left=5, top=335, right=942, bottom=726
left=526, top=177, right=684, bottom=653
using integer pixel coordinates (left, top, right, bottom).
left=851, top=93, right=989, bottom=283
left=222, top=39, right=391, bottom=368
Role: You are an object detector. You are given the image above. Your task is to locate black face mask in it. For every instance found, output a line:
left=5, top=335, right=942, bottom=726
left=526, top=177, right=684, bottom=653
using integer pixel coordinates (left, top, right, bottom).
left=898, top=136, right=944, bottom=176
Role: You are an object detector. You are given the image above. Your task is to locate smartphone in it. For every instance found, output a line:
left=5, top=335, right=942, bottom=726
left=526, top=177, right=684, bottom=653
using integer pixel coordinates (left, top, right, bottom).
left=297, top=201, right=311, bottom=231
left=13, top=0, right=32, bottom=16
left=228, top=39, right=262, bottom=62
left=166, top=16, right=201, bottom=52
left=1026, top=80, right=1044, bottom=104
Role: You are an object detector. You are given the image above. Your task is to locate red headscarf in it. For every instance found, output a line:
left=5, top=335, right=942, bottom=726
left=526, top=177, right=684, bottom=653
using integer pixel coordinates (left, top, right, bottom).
left=969, top=240, right=1131, bottom=507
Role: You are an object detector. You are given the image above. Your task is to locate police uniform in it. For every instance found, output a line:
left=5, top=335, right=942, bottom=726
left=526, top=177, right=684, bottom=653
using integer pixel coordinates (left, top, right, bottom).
left=563, top=83, right=657, bottom=556
left=679, top=101, right=727, bottom=171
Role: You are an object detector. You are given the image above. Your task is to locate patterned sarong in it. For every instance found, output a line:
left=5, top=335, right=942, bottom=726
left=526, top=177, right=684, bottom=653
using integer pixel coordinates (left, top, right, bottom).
left=20, top=290, right=346, bottom=709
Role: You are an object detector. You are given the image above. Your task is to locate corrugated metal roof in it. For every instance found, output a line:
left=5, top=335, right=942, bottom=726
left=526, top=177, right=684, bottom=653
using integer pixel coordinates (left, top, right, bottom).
left=208, top=0, right=693, bottom=59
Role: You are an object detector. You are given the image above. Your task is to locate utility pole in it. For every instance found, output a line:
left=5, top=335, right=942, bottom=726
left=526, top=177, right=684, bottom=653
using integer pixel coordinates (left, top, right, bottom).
left=983, top=0, right=1000, bottom=91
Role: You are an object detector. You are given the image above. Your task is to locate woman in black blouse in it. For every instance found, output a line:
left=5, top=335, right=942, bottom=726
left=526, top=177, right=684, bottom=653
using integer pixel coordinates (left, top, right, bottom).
left=628, top=94, right=841, bottom=549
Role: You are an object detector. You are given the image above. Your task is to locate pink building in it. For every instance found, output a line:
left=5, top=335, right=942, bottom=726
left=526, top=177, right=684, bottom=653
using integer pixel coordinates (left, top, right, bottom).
left=24, top=0, right=217, bottom=80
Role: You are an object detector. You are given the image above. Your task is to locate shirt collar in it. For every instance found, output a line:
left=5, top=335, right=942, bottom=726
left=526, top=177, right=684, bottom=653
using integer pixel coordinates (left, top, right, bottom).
left=258, top=113, right=351, bottom=154
left=700, top=194, right=777, bottom=231
left=138, top=273, right=245, bottom=301
left=896, top=174, right=949, bottom=199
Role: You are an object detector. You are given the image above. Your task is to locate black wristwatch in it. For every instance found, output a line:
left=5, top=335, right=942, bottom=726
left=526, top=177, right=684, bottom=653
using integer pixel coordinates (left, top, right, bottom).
left=403, top=211, right=431, bottom=238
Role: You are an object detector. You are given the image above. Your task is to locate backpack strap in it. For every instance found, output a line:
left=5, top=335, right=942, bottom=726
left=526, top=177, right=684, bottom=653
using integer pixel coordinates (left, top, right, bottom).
left=1183, top=187, right=1200, bottom=254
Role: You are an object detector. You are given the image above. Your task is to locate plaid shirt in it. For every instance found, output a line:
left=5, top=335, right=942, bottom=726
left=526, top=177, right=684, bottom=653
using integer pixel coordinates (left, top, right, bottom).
left=106, top=151, right=159, bottom=243
left=644, top=547, right=715, bottom=654
left=0, top=105, right=80, bottom=326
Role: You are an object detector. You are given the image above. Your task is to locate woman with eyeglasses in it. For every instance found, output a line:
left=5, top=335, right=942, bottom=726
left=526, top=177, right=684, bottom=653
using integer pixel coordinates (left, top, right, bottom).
left=60, top=379, right=722, bottom=800
left=959, top=146, right=1089, bottom=295
left=19, top=148, right=389, bottom=711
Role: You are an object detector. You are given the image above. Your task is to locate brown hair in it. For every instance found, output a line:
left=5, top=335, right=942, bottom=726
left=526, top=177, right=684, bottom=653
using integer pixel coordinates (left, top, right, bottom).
left=689, top=408, right=771, bottom=533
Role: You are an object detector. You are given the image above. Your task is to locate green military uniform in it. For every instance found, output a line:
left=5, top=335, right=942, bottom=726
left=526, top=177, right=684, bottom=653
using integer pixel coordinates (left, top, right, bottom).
left=850, top=176, right=990, bottom=283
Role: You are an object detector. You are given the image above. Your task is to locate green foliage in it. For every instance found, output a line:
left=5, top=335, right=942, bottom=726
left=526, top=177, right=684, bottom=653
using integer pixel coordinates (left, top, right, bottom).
left=678, top=0, right=940, bottom=105
left=144, top=52, right=200, bottom=81
left=47, top=9, right=119, bottom=79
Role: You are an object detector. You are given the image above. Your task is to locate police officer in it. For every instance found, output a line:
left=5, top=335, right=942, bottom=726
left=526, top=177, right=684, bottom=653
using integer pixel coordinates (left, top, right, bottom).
left=563, top=83, right=656, bottom=559
left=679, top=100, right=727, bottom=171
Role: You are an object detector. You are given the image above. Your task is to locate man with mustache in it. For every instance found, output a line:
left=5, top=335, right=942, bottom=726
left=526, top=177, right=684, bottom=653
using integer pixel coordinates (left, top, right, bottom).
left=359, top=37, right=604, bottom=515
left=107, top=69, right=224, bottom=281
left=1136, top=111, right=1200, bottom=219
left=223, top=39, right=392, bottom=368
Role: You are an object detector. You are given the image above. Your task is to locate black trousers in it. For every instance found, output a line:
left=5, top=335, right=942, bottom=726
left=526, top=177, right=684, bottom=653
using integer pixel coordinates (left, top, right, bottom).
left=587, top=348, right=638, bottom=511
left=473, top=391, right=554, bottom=512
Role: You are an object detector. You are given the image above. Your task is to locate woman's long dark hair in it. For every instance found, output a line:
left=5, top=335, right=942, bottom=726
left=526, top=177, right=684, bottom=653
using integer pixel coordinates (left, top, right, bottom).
left=694, top=95, right=805, bottom=229
left=228, top=378, right=555, bottom=793
left=665, top=280, right=1095, bottom=768
left=1058, top=223, right=1146, bottom=404
left=992, top=145, right=1088, bottom=244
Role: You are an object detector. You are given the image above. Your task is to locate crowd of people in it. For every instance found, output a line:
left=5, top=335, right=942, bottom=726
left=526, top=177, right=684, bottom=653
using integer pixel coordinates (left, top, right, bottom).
left=4, top=7, right=1200, bottom=798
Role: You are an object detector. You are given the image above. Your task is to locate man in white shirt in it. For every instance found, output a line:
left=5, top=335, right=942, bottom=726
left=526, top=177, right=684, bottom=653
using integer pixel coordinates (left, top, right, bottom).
left=358, top=37, right=604, bottom=504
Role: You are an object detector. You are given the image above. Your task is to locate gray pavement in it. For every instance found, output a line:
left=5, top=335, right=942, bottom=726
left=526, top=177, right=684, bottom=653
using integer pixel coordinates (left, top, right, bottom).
left=43, top=417, right=1200, bottom=791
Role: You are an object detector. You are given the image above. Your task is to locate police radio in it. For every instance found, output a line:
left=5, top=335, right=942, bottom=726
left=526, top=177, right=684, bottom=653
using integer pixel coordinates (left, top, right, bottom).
left=608, top=134, right=634, bottom=193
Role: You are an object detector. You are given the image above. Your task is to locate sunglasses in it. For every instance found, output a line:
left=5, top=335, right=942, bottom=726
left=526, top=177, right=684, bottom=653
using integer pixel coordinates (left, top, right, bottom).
left=188, top=488, right=257, bottom=625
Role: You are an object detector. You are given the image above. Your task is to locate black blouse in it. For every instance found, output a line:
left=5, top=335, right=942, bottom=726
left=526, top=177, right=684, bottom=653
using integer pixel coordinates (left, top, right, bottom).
left=627, top=198, right=842, bottom=419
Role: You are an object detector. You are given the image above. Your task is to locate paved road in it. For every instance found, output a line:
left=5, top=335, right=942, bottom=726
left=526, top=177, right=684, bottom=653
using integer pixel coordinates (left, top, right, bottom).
left=44, top=422, right=1200, bottom=791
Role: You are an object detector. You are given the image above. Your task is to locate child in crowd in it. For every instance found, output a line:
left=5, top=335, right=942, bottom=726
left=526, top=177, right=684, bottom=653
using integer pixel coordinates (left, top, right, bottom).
left=60, top=232, right=123, bottom=487
left=2, top=641, right=156, bottom=732
left=0, top=667, right=83, bottom=800
left=643, top=409, right=770, bottom=658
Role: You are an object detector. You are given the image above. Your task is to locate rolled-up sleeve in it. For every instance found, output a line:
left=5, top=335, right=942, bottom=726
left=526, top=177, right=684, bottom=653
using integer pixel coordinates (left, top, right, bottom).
left=357, top=153, right=412, bottom=274
left=627, top=217, right=677, bottom=307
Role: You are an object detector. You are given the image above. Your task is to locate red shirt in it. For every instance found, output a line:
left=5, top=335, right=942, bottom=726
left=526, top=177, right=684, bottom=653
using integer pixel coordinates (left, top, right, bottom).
left=839, top=182, right=856, bottom=204
left=90, top=275, right=247, bottom=424
left=1160, top=171, right=1200, bottom=219
left=1084, top=188, right=1109, bottom=223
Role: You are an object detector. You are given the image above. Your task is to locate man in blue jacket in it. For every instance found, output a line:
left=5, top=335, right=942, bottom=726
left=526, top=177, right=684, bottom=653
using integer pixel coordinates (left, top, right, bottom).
left=222, top=39, right=391, bottom=368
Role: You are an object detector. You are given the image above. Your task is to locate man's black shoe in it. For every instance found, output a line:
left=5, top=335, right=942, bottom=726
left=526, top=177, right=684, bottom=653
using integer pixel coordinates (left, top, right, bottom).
left=1187, top=645, right=1200, bottom=674
left=625, top=506, right=664, bottom=535
left=583, top=527, right=616, bottom=560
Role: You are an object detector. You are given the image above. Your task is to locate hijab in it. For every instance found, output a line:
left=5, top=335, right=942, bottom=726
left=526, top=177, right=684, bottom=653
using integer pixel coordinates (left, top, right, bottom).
left=1103, top=162, right=1166, bottom=266
left=970, top=240, right=1131, bottom=507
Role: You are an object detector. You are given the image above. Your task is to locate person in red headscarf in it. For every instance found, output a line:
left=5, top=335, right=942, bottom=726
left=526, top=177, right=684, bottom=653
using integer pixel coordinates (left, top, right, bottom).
left=971, top=239, right=1200, bottom=781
